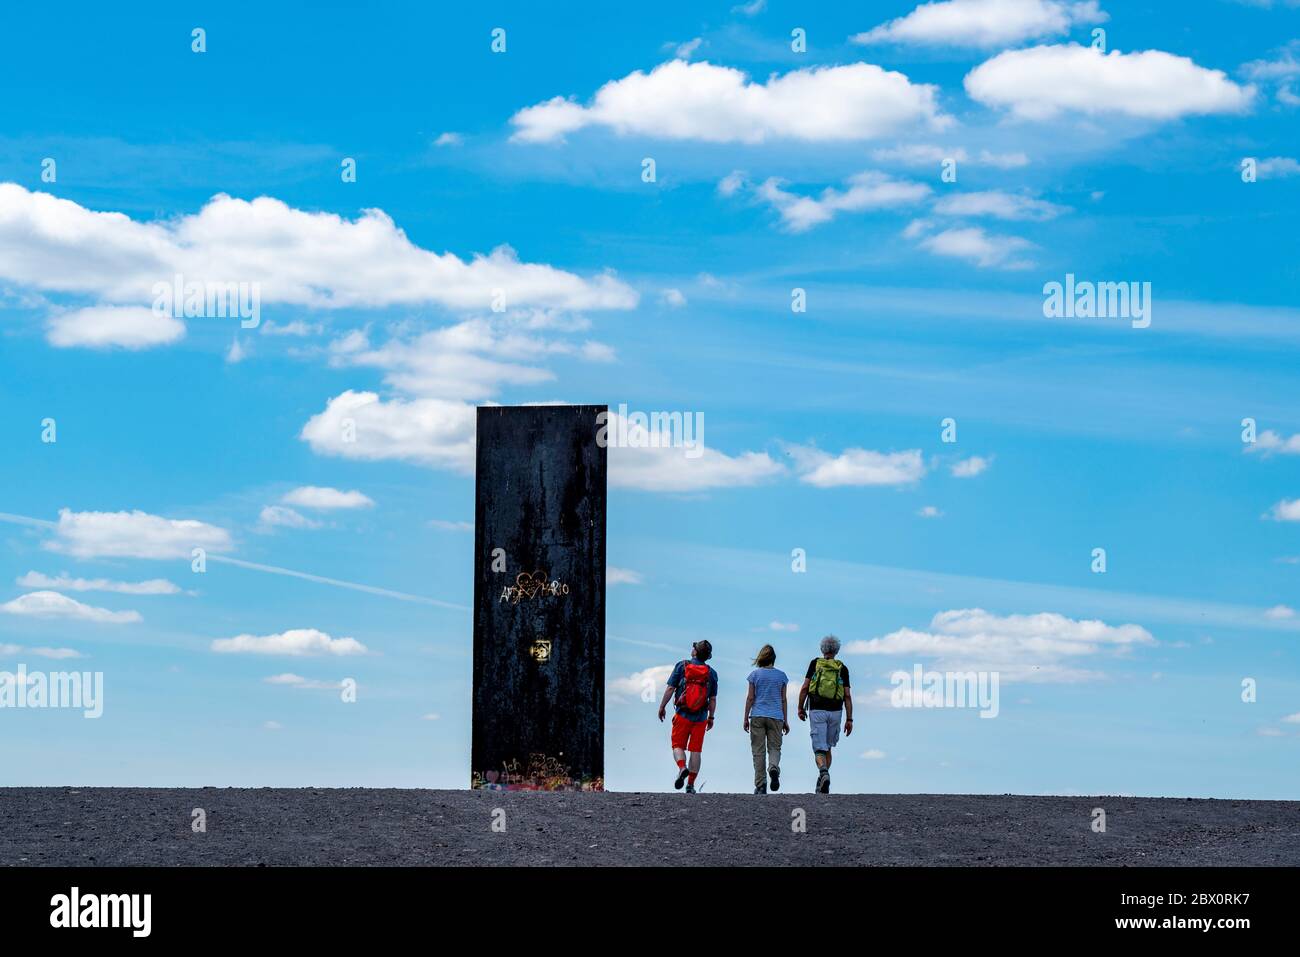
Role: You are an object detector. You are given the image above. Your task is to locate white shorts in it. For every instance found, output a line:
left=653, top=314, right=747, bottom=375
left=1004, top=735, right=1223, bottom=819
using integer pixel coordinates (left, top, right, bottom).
left=809, top=709, right=842, bottom=751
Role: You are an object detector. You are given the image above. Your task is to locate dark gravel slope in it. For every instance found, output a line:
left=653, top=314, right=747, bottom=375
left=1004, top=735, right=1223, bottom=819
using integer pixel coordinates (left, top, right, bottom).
left=2, top=788, right=1296, bottom=866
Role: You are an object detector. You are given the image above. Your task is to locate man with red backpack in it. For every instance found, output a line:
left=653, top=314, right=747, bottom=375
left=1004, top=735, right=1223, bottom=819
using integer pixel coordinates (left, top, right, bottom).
left=657, top=640, right=719, bottom=793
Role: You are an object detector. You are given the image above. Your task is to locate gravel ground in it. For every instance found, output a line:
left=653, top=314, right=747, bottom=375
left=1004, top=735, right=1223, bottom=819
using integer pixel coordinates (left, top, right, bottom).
left=2, top=788, right=1297, bottom=866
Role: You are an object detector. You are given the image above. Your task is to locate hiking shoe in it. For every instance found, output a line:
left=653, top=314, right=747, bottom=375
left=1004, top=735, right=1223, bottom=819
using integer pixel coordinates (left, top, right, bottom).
left=674, top=766, right=689, bottom=790
left=754, top=783, right=767, bottom=794
left=817, top=770, right=830, bottom=794
left=769, top=767, right=781, bottom=792
left=685, top=783, right=696, bottom=794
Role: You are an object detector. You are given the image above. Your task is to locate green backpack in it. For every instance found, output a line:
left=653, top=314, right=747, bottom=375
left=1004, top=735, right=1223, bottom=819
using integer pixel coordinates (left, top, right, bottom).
left=809, top=658, right=844, bottom=701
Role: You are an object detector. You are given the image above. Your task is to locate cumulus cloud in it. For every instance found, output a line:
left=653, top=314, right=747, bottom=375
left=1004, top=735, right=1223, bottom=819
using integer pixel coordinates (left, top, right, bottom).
left=1265, top=605, right=1295, bottom=620
left=510, top=59, right=950, bottom=144
left=788, top=446, right=926, bottom=487
left=257, top=506, right=321, bottom=531
left=46, top=305, right=185, bottom=350
left=917, top=505, right=943, bottom=518
left=907, top=222, right=1035, bottom=269
left=951, top=455, right=992, bottom=477
left=853, top=0, right=1106, bottom=49
left=211, top=628, right=367, bottom=656
left=300, top=390, right=477, bottom=473
left=0, top=183, right=636, bottom=348
left=282, top=486, right=375, bottom=510
left=1245, top=429, right=1300, bottom=455
left=934, top=190, right=1067, bottom=221
left=1, top=590, right=141, bottom=624
left=45, top=508, right=233, bottom=560
left=1267, top=499, right=1300, bottom=522
left=749, top=171, right=931, bottom=232
left=16, top=571, right=180, bottom=595
left=607, top=412, right=783, bottom=493
left=607, top=566, right=644, bottom=586
left=845, top=608, right=1156, bottom=682
left=608, top=664, right=675, bottom=702
left=965, top=44, right=1256, bottom=120
left=768, top=620, right=799, bottom=631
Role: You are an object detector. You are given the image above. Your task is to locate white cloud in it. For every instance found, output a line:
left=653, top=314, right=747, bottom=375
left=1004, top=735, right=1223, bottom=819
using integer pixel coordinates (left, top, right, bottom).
left=1265, top=605, right=1296, bottom=620
left=263, top=673, right=344, bottom=690
left=909, top=223, right=1035, bottom=269
left=860, top=748, right=887, bottom=759
left=1267, top=499, right=1300, bottom=522
left=422, top=712, right=441, bottom=721
left=789, top=446, right=926, bottom=487
left=17, top=571, right=180, bottom=595
left=934, top=190, right=1067, bottom=221
left=282, top=486, right=375, bottom=510
left=718, top=170, right=747, bottom=196
left=211, top=628, right=368, bottom=657
left=257, top=505, right=321, bottom=530
left=263, top=721, right=283, bottom=731
left=853, top=0, right=1106, bottom=48
left=607, top=412, right=783, bottom=493
left=917, top=505, right=944, bottom=518
left=0, top=183, right=636, bottom=322
left=428, top=519, right=473, bottom=532
left=225, top=337, right=247, bottom=364
left=0, top=644, right=83, bottom=659
left=1283, top=713, right=1300, bottom=724
left=433, top=132, right=464, bottom=147
left=510, top=59, right=950, bottom=144
left=768, top=620, right=799, bottom=631
left=46, top=508, right=233, bottom=560
left=661, top=288, right=687, bottom=307
left=871, top=144, right=1030, bottom=169
left=845, top=607, right=1156, bottom=682
left=951, top=455, right=992, bottom=477
left=752, top=171, right=931, bottom=232
left=259, top=319, right=319, bottom=337
left=1248, top=430, right=1300, bottom=455
left=608, top=664, right=675, bottom=702
left=608, top=566, right=644, bottom=586
left=965, top=44, right=1256, bottom=121
left=0, top=590, right=141, bottom=624
left=732, top=0, right=766, bottom=14
left=300, top=390, right=477, bottom=473
left=1255, top=157, right=1300, bottom=179
left=46, top=305, right=184, bottom=350
left=674, top=38, right=703, bottom=59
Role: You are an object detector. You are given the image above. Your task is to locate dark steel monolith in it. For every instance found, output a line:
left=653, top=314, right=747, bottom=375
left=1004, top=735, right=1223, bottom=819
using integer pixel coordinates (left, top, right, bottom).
left=470, top=404, right=606, bottom=790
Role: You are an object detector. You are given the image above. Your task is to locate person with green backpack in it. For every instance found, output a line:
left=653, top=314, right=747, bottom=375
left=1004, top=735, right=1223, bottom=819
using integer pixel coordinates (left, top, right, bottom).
left=797, top=635, right=853, bottom=793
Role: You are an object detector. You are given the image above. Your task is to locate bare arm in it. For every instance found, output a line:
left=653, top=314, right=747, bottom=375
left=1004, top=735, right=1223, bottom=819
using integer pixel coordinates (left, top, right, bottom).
left=657, top=683, right=676, bottom=721
left=743, top=682, right=755, bottom=728
left=797, top=678, right=810, bottom=718
left=844, top=685, right=853, bottom=733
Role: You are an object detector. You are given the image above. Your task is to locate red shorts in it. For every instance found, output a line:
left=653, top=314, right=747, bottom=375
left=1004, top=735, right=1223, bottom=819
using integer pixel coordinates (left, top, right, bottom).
left=671, top=713, right=708, bottom=752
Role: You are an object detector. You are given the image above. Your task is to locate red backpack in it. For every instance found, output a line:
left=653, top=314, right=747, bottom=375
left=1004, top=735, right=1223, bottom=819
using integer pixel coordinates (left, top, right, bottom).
left=677, top=661, right=711, bottom=712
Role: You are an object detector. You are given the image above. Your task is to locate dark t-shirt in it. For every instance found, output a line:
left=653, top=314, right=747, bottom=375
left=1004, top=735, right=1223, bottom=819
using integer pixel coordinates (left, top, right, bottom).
left=805, top=658, right=850, bottom=712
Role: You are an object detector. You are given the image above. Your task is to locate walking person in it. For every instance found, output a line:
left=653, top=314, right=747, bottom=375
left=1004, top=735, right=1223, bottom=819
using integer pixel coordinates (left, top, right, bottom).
left=743, top=644, right=789, bottom=794
left=797, top=635, right=852, bottom=793
left=657, top=640, right=718, bottom=794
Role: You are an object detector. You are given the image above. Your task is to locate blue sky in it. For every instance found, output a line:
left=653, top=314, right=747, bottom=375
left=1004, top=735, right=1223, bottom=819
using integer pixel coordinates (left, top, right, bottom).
left=1, top=0, right=1299, bottom=796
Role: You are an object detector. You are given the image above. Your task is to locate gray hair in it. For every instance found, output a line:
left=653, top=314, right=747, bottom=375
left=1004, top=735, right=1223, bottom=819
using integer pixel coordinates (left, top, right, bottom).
left=820, top=634, right=841, bottom=656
